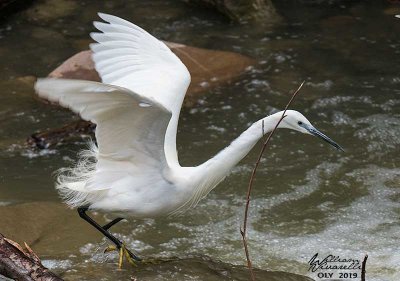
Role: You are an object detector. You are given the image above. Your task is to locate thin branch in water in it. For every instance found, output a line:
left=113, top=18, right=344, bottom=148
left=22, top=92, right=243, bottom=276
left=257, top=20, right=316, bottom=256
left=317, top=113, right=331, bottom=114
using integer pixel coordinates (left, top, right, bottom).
left=361, top=254, right=368, bottom=281
left=240, top=81, right=305, bottom=281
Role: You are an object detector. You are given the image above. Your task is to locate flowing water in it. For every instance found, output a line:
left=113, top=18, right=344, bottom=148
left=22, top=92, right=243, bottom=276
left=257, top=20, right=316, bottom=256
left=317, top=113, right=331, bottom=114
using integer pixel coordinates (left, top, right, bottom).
left=0, top=1, right=399, bottom=280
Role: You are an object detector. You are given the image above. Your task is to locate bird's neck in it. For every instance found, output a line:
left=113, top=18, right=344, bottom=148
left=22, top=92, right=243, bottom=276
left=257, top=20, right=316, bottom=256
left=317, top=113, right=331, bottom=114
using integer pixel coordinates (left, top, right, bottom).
left=188, top=112, right=283, bottom=202
left=201, top=112, right=282, bottom=174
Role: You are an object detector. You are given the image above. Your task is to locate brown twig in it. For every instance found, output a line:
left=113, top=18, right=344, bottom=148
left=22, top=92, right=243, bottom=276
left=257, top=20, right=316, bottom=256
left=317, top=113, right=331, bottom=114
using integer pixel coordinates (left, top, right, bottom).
left=240, top=81, right=305, bottom=281
left=361, top=254, right=368, bottom=281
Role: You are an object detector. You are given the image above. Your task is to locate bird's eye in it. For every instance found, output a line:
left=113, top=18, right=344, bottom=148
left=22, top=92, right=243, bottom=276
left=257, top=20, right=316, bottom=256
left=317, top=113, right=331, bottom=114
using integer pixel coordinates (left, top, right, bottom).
left=298, top=121, right=303, bottom=125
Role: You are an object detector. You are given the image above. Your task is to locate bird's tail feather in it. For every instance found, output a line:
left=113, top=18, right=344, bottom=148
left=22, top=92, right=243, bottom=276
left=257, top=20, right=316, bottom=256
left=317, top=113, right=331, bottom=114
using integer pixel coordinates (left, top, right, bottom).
left=55, top=141, right=106, bottom=207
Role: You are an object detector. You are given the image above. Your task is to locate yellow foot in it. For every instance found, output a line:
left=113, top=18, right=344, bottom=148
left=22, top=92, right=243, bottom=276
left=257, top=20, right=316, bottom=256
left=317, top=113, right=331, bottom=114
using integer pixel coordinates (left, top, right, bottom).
left=104, top=244, right=138, bottom=269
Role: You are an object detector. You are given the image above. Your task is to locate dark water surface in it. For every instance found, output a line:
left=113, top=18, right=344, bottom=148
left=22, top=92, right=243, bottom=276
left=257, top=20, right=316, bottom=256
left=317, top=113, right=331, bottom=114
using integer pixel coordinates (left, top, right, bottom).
left=0, top=1, right=399, bottom=280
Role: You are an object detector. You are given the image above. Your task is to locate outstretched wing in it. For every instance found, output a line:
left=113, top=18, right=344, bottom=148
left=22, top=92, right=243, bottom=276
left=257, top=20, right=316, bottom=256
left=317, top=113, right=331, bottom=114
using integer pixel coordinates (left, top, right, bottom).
left=90, top=13, right=191, bottom=166
left=35, top=78, right=172, bottom=190
left=90, top=12, right=190, bottom=115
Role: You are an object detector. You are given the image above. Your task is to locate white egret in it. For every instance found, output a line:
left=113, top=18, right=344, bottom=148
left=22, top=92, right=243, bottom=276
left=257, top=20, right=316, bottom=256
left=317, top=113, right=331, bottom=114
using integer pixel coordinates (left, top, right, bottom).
left=35, top=13, right=343, bottom=266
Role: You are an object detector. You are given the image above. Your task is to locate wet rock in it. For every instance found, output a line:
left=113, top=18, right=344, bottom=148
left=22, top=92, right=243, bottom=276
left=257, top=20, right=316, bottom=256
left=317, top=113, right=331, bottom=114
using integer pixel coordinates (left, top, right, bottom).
left=48, top=50, right=100, bottom=83
left=32, top=40, right=254, bottom=148
left=166, top=42, right=255, bottom=106
left=30, top=43, right=255, bottom=148
left=47, top=42, right=255, bottom=107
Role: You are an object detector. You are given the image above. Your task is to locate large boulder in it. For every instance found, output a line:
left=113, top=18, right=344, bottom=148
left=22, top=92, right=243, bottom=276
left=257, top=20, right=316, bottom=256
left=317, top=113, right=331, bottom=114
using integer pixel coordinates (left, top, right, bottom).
left=29, top=42, right=256, bottom=148
left=47, top=42, right=255, bottom=107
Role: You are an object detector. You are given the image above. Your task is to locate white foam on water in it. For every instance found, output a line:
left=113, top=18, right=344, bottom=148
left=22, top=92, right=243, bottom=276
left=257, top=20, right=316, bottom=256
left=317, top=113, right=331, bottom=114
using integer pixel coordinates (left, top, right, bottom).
left=20, top=148, right=58, bottom=158
left=76, top=159, right=399, bottom=281
left=41, top=259, right=73, bottom=270
left=151, top=162, right=399, bottom=281
left=158, top=162, right=343, bottom=260
left=248, top=166, right=400, bottom=281
left=306, top=80, right=333, bottom=90
left=311, top=96, right=372, bottom=109
left=207, top=125, right=226, bottom=133
left=354, top=114, right=400, bottom=153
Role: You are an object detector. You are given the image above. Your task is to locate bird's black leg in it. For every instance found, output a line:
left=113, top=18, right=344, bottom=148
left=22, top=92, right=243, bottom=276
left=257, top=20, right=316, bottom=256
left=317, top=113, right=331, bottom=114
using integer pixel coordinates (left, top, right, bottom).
left=103, top=217, right=124, bottom=230
left=77, top=207, right=141, bottom=262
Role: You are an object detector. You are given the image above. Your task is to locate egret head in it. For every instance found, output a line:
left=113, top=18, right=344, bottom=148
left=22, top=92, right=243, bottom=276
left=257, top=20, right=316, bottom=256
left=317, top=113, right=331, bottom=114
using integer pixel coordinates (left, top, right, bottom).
left=279, top=110, right=344, bottom=151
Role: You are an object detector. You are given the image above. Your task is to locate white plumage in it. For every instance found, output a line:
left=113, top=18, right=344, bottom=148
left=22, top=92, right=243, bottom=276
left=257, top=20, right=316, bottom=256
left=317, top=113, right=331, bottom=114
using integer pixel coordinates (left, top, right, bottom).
left=35, top=13, right=342, bottom=218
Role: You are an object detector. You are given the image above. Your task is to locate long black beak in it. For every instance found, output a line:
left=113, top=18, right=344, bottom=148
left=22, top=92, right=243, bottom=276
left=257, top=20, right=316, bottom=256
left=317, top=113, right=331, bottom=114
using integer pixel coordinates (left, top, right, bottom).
left=301, top=124, right=344, bottom=152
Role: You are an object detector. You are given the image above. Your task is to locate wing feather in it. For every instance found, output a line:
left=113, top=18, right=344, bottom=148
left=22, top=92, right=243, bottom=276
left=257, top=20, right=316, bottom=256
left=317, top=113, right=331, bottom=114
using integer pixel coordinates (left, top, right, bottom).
left=35, top=79, right=172, bottom=166
left=91, top=13, right=191, bottom=166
